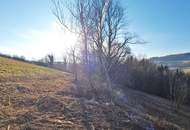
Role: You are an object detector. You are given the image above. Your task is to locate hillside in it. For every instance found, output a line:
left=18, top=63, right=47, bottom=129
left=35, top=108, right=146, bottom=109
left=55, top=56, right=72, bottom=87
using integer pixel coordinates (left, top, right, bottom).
left=151, top=52, right=190, bottom=72
left=151, top=53, right=190, bottom=62
left=0, top=57, right=190, bottom=130
left=0, top=57, right=63, bottom=81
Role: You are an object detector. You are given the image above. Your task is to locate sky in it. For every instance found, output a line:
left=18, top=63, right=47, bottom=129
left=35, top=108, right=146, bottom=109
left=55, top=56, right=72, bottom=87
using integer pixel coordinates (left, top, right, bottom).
left=0, top=0, right=190, bottom=60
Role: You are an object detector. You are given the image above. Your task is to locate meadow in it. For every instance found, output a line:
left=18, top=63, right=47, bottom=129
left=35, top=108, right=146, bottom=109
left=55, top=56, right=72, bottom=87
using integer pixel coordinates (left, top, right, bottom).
left=0, top=57, right=62, bottom=81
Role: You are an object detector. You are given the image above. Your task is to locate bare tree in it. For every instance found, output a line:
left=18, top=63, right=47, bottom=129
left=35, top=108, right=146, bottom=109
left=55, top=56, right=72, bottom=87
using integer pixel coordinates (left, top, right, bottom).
left=169, top=69, right=188, bottom=110
left=70, top=48, right=78, bottom=81
left=87, top=0, right=140, bottom=91
left=63, top=56, right=67, bottom=71
left=52, top=0, right=92, bottom=66
left=47, top=54, right=55, bottom=65
left=52, top=0, right=140, bottom=101
left=52, top=0, right=96, bottom=92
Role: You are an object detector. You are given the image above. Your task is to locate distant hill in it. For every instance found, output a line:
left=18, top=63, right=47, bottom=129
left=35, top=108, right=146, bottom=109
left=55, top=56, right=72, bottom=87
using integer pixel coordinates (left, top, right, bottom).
left=151, top=53, right=190, bottom=62
left=151, top=52, right=190, bottom=72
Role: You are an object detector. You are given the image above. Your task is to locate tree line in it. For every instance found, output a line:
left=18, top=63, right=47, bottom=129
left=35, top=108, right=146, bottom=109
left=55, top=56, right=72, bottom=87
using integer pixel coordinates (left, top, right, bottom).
left=111, top=56, right=190, bottom=108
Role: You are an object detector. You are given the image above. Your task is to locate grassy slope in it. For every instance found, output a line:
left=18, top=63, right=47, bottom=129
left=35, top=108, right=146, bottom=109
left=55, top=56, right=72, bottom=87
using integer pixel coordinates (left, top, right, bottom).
left=0, top=57, right=190, bottom=130
left=0, top=57, right=60, bottom=78
left=0, top=56, right=73, bottom=129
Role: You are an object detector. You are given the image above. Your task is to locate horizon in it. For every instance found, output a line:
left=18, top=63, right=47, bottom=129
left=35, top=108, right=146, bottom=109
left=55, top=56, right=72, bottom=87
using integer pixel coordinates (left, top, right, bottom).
left=0, top=0, right=190, bottom=60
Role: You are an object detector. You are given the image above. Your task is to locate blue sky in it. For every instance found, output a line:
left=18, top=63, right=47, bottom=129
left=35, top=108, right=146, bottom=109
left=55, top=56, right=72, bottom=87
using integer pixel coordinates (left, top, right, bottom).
left=0, top=0, right=190, bottom=60
left=127, top=0, right=190, bottom=57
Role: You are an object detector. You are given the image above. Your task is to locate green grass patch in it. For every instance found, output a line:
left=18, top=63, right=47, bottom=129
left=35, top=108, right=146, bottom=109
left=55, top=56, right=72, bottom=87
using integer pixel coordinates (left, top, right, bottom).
left=0, top=57, right=60, bottom=79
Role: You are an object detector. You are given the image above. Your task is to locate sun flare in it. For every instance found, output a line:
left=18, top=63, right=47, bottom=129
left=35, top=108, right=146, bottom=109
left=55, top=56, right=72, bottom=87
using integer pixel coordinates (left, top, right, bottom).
left=0, top=22, right=78, bottom=61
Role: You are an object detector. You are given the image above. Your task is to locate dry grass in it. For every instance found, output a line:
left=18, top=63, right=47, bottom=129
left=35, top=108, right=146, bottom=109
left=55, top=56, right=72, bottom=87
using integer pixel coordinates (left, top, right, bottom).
left=0, top=56, right=190, bottom=130
left=0, top=57, right=74, bottom=129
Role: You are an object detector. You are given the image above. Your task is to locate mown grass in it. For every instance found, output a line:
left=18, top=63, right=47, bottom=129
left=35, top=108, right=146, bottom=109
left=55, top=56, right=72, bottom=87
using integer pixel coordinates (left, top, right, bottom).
left=0, top=57, right=60, bottom=80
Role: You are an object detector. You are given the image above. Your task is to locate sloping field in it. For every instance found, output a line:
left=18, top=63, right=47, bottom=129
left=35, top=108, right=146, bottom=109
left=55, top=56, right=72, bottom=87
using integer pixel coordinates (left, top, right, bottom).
left=0, top=57, right=190, bottom=130
left=0, top=57, right=62, bottom=81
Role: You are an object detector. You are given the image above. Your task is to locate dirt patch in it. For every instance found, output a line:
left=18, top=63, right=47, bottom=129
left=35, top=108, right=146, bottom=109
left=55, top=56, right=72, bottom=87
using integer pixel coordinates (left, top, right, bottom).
left=56, top=90, right=74, bottom=97
left=16, top=86, right=31, bottom=94
left=36, top=96, right=65, bottom=113
left=16, top=98, right=35, bottom=107
left=15, top=112, right=36, bottom=124
left=20, top=125, right=38, bottom=130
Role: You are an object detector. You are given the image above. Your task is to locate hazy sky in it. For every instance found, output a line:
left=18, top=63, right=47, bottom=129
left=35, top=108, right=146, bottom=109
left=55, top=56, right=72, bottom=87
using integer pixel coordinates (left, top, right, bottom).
left=0, top=0, right=190, bottom=60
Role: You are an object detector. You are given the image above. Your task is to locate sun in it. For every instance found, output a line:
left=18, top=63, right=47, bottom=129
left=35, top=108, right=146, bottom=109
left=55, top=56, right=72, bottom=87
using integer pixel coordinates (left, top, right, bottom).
left=0, top=22, right=79, bottom=61
left=12, top=22, right=79, bottom=60
left=42, top=22, right=79, bottom=55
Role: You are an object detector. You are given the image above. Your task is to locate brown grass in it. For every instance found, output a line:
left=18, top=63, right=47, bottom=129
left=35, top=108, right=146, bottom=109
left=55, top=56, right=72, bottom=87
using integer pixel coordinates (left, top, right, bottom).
left=0, top=57, right=190, bottom=130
